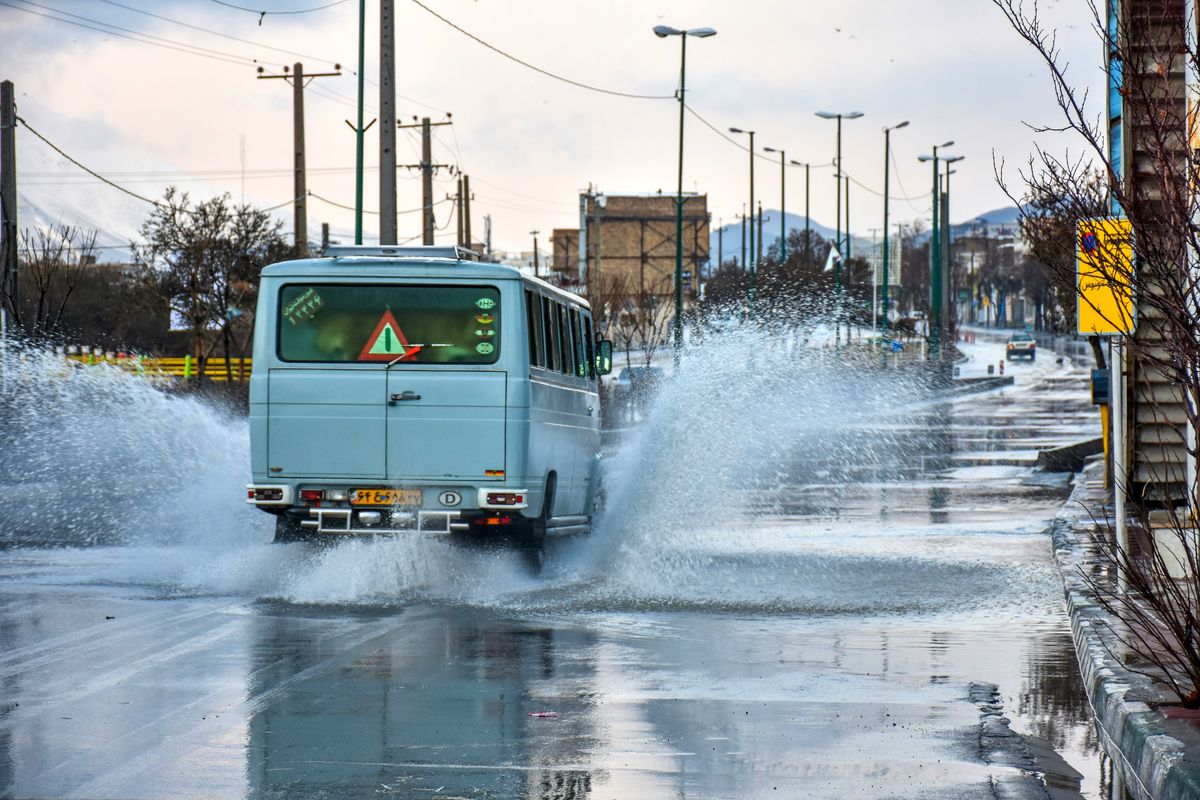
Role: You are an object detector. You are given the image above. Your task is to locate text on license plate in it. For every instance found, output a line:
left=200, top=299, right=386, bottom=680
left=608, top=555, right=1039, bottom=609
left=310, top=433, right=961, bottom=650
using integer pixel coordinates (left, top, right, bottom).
left=350, top=489, right=421, bottom=506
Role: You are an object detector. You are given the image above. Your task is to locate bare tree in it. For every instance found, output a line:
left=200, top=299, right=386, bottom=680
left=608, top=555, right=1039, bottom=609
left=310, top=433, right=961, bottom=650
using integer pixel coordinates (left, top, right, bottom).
left=993, top=0, right=1200, bottom=705
left=134, top=188, right=286, bottom=380
left=4, top=223, right=98, bottom=339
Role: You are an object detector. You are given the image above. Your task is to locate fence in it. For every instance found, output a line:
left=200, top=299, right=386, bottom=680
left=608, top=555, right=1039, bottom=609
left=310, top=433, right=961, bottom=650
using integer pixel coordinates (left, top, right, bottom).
left=63, top=352, right=253, bottom=381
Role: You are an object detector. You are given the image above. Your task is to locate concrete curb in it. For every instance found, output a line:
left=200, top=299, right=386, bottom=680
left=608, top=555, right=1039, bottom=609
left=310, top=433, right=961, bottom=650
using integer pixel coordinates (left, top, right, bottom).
left=1051, top=465, right=1200, bottom=799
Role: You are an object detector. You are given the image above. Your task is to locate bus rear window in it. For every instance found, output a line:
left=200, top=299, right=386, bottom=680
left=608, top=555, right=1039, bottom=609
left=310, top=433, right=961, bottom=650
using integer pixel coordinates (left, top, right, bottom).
left=278, top=284, right=500, bottom=364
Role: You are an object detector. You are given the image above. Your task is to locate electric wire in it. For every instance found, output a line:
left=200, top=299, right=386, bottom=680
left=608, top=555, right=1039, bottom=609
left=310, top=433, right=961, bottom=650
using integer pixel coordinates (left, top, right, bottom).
left=889, top=143, right=929, bottom=215
left=406, top=0, right=673, bottom=101
left=5, top=0, right=285, bottom=67
left=19, top=116, right=301, bottom=215
left=95, top=0, right=343, bottom=68
left=307, top=191, right=451, bottom=216
left=206, top=0, right=350, bottom=16
left=17, top=116, right=162, bottom=207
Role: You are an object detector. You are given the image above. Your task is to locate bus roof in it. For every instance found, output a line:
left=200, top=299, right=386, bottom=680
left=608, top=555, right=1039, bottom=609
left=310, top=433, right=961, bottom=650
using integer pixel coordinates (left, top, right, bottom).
left=261, top=256, right=591, bottom=310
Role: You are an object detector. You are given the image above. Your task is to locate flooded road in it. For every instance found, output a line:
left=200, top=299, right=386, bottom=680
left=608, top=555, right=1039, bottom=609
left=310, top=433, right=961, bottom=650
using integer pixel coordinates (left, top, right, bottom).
left=0, top=333, right=1107, bottom=799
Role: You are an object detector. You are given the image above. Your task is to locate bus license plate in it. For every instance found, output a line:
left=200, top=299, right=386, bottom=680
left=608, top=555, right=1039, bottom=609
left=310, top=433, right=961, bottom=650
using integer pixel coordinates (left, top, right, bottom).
left=350, top=489, right=421, bottom=506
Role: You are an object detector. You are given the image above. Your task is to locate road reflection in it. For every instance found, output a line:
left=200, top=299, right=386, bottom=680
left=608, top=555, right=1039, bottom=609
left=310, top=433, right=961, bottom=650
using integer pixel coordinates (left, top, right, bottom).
left=245, top=608, right=600, bottom=800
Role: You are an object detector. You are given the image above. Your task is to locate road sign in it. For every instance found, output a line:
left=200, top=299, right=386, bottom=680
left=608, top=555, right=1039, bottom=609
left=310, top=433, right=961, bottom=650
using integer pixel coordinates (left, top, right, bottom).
left=358, top=309, right=421, bottom=361
left=1076, top=218, right=1134, bottom=335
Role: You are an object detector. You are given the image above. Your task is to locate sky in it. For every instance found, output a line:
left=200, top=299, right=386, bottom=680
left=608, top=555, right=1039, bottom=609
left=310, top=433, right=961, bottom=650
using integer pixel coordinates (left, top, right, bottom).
left=1, top=0, right=1105, bottom=255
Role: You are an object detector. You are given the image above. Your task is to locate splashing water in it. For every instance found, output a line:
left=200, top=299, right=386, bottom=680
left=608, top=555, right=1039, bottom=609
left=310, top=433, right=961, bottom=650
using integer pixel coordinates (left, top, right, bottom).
left=0, top=316, right=1048, bottom=616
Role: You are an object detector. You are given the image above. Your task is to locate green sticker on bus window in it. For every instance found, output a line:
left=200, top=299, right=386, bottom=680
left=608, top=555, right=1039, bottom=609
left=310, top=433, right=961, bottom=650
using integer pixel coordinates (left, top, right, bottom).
left=475, top=298, right=496, bottom=310
left=282, top=288, right=324, bottom=325
left=475, top=342, right=495, bottom=355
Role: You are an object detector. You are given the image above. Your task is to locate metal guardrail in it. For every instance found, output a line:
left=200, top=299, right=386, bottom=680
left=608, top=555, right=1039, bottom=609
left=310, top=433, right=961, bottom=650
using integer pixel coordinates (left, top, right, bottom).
left=63, top=353, right=252, bottom=381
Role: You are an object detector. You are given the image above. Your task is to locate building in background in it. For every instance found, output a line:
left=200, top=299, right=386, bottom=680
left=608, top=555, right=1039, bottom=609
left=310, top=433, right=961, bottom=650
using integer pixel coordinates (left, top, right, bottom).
left=555, top=192, right=708, bottom=307
left=549, top=228, right=579, bottom=287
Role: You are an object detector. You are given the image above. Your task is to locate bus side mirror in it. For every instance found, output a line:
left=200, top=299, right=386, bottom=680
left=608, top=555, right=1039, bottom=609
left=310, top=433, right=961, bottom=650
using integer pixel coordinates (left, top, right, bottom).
left=595, top=339, right=613, bottom=376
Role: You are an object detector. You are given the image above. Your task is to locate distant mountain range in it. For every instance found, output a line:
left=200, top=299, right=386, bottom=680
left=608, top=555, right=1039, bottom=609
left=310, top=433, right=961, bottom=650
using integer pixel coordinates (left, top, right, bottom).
left=708, top=205, right=1026, bottom=262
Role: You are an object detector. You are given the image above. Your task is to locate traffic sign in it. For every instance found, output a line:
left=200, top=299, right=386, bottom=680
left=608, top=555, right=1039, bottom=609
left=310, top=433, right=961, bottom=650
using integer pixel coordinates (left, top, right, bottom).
left=358, top=309, right=422, bottom=362
left=1076, top=218, right=1134, bottom=335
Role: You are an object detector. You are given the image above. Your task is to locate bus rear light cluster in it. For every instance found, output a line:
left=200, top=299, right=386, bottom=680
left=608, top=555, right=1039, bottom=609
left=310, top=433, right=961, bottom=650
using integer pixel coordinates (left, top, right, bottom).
left=477, top=488, right=528, bottom=510
left=246, top=485, right=292, bottom=506
left=299, top=489, right=323, bottom=502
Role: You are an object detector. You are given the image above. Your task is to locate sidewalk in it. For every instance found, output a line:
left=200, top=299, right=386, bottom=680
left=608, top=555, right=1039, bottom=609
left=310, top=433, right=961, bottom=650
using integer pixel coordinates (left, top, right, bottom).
left=1053, top=459, right=1200, bottom=799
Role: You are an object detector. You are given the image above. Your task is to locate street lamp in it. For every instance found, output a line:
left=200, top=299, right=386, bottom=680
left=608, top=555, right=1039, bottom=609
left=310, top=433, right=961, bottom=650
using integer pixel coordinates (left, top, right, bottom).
left=789, top=160, right=811, bottom=265
left=729, top=126, right=756, bottom=311
left=763, top=146, right=788, bottom=263
left=816, top=111, right=863, bottom=342
left=654, top=24, right=716, bottom=364
left=918, top=141, right=955, bottom=353
left=880, top=120, right=909, bottom=336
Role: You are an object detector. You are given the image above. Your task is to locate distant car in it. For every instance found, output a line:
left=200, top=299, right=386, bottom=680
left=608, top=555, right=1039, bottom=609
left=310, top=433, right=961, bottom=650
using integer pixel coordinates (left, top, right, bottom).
left=1006, top=332, right=1036, bottom=361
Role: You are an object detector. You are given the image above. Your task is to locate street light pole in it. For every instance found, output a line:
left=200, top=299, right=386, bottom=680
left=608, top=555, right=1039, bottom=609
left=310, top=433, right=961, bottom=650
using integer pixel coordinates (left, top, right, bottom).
left=791, top=160, right=809, bottom=264
left=764, top=147, right=787, bottom=263
left=881, top=121, right=909, bottom=336
left=816, top=111, right=863, bottom=342
left=655, top=24, right=716, bottom=365
left=729, top=127, right=757, bottom=313
left=354, top=0, right=366, bottom=244
left=918, top=141, right=955, bottom=355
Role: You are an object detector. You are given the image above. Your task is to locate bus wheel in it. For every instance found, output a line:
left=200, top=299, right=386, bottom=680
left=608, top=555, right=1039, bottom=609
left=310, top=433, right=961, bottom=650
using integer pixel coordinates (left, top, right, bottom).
left=274, top=515, right=309, bottom=544
left=527, top=472, right=556, bottom=547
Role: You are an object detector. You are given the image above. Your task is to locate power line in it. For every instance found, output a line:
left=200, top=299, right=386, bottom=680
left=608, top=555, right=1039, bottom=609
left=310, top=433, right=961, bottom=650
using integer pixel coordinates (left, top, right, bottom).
left=17, top=116, right=161, bottom=206
left=18, top=116, right=300, bottom=215
left=845, top=172, right=931, bottom=203
left=95, top=0, right=344, bottom=69
left=206, top=0, right=350, bottom=17
left=1, top=0, right=274, bottom=67
left=307, top=191, right=452, bottom=216
left=406, top=0, right=673, bottom=101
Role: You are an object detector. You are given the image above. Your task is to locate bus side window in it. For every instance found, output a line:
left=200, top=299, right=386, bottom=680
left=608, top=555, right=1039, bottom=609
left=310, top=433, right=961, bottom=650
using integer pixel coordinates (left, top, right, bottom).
left=583, top=314, right=596, bottom=379
left=557, top=302, right=575, bottom=376
left=571, top=308, right=586, bottom=379
left=542, top=295, right=558, bottom=371
left=525, top=289, right=539, bottom=367
left=528, top=291, right=546, bottom=368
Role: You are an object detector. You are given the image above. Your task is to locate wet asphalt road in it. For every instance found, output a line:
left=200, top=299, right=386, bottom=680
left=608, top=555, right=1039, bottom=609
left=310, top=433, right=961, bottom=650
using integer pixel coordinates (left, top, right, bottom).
left=0, top=333, right=1106, bottom=799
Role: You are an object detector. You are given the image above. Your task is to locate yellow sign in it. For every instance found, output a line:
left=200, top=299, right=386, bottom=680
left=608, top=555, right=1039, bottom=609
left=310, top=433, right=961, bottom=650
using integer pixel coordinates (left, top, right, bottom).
left=1076, top=218, right=1134, bottom=335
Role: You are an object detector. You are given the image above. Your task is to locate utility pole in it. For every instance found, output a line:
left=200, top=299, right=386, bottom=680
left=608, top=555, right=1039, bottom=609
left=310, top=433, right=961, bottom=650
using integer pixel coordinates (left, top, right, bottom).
left=455, top=176, right=464, bottom=247
left=321, top=222, right=330, bottom=255
left=379, top=0, right=397, bottom=244
left=421, top=118, right=434, bottom=244
left=258, top=62, right=341, bottom=256
left=530, top=230, right=540, bottom=277
left=484, top=214, right=492, bottom=260
left=717, top=219, right=723, bottom=268
left=398, top=116, right=452, bottom=245
left=740, top=206, right=746, bottom=267
left=463, top=174, right=472, bottom=250
left=756, top=202, right=763, bottom=265
left=1, top=80, right=15, bottom=319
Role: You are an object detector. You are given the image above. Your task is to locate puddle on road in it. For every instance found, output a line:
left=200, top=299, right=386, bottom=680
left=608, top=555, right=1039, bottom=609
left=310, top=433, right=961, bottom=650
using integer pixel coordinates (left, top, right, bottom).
left=0, top=325, right=1111, bottom=797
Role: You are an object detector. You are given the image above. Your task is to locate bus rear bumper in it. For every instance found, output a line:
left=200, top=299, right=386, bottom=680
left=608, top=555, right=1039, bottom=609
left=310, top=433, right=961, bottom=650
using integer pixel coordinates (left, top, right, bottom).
left=300, top=507, right=470, bottom=536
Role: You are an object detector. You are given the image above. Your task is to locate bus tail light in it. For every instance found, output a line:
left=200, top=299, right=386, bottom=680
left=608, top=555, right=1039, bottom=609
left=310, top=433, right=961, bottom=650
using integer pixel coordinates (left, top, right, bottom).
left=478, top=489, right=528, bottom=510
left=246, top=485, right=292, bottom=506
left=300, top=489, right=323, bottom=503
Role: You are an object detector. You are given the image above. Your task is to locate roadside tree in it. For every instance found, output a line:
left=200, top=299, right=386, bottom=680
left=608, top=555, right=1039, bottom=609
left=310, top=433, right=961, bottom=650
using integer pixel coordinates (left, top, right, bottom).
left=134, top=188, right=288, bottom=380
left=994, top=0, right=1200, bottom=706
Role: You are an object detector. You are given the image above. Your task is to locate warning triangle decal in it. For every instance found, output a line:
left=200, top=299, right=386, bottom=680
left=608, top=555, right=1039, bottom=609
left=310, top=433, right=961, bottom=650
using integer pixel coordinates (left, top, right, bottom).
left=358, top=309, right=422, bottom=362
